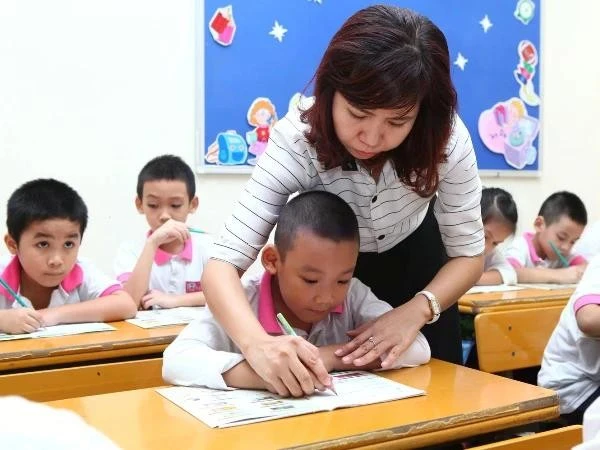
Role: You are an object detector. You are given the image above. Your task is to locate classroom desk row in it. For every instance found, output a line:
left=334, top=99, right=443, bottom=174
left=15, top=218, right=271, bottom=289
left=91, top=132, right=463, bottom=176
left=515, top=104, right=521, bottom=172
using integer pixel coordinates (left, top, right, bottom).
left=459, top=287, right=574, bottom=373
left=46, top=359, right=559, bottom=450
left=0, top=321, right=184, bottom=401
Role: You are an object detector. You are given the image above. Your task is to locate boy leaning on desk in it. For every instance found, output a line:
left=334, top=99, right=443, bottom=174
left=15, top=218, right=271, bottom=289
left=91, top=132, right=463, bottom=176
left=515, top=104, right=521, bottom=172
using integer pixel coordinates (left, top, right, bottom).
left=0, top=178, right=136, bottom=334
left=163, top=191, right=431, bottom=396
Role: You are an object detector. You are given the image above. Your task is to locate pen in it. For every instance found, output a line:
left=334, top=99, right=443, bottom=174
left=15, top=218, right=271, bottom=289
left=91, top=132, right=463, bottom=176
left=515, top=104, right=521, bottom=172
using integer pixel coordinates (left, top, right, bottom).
left=187, top=227, right=206, bottom=234
left=0, top=277, right=28, bottom=307
left=549, top=241, right=570, bottom=268
left=276, top=312, right=338, bottom=396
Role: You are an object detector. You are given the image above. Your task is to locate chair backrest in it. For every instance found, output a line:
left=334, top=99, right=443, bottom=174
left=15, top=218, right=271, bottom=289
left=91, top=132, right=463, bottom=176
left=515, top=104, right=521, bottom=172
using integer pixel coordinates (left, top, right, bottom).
left=474, top=305, right=563, bottom=373
left=469, top=425, right=582, bottom=450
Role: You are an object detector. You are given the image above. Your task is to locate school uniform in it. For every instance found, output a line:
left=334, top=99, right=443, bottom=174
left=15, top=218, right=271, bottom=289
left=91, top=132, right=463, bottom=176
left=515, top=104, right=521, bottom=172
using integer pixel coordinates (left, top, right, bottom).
left=113, top=232, right=213, bottom=295
left=210, top=98, right=484, bottom=364
left=484, top=248, right=517, bottom=285
left=162, top=271, right=431, bottom=390
left=538, top=254, right=600, bottom=423
left=504, top=232, right=587, bottom=269
left=0, top=256, right=122, bottom=309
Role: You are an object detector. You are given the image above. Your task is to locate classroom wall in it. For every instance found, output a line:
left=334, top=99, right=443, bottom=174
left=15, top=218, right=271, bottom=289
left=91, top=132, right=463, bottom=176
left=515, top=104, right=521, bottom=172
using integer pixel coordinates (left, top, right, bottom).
left=0, top=0, right=598, bottom=273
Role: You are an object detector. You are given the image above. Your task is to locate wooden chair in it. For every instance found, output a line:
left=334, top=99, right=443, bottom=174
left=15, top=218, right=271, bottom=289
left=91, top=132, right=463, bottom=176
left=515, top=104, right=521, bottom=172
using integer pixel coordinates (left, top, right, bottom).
left=474, top=305, right=563, bottom=373
left=470, top=425, right=582, bottom=449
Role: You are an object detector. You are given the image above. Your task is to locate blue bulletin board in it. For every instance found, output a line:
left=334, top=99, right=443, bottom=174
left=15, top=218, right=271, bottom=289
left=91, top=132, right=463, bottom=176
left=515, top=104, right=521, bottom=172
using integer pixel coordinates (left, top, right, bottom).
left=197, top=0, right=541, bottom=175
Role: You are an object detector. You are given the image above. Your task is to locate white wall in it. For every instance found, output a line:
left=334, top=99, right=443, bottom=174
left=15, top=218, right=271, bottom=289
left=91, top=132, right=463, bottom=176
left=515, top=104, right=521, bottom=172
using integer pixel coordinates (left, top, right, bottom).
left=0, top=0, right=598, bottom=273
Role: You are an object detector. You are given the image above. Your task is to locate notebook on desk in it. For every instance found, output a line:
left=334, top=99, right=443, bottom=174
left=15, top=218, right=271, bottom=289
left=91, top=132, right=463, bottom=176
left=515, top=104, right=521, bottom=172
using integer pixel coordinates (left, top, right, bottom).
left=157, top=370, right=425, bottom=428
left=126, top=306, right=208, bottom=329
left=0, top=322, right=115, bottom=341
left=516, top=283, right=578, bottom=290
left=466, top=285, right=525, bottom=294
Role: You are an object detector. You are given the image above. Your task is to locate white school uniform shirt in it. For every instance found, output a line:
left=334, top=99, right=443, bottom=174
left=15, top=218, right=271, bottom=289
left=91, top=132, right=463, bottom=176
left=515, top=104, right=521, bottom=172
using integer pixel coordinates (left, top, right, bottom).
left=211, top=97, right=484, bottom=271
left=484, top=248, right=517, bottom=285
left=113, top=232, right=213, bottom=295
left=574, top=221, right=600, bottom=261
left=0, top=396, right=120, bottom=450
left=538, top=254, right=600, bottom=414
left=162, top=271, right=431, bottom=390
left=0, top=256, right=122, bottom=309
left=504, top=232, right=587, bottom=270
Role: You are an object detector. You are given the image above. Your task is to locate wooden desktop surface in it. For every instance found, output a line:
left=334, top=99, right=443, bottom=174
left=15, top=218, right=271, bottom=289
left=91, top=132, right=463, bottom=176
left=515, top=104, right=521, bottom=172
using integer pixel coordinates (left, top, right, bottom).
left=46, top=359, right=559, bottom=450
left=459, top=288, right=574, bottom=314
left=0, top=321, right=183, bottom=372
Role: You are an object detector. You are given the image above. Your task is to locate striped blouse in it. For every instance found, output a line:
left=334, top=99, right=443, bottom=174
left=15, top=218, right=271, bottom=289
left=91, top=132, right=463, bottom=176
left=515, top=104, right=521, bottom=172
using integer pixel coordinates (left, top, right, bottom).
left=211, top=100, right=484, bottom=271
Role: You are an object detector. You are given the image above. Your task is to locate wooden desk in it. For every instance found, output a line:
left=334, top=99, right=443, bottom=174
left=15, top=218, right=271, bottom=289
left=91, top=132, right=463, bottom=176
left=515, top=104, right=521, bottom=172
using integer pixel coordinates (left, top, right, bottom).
left=46, top=359, right=559, bottom=450
left=459, top=288, right=574, bottom=315
left=460, top=288, right=573, bottom=372
left=0, top=321, right=183, bottom=401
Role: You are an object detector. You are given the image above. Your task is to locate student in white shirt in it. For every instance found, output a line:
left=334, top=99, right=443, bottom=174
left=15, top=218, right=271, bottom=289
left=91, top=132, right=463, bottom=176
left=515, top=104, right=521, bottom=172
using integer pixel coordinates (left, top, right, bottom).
left=201, top=5, right=484, bottom=397
left=163, top=191, right=430, bottom=392
left=476, top=187, right=518, bottom=286
left=539, top=254, right=600, bottom=424
left=113, top=155, right=212, bottom=310
left=0, top=179, right=135, bottom=334
left=504, top=191, right=587, bottom=284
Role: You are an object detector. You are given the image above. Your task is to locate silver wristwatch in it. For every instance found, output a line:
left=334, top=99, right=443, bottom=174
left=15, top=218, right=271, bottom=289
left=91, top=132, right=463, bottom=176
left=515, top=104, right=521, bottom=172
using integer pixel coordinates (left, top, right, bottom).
left=417, top=290, right=441, bottom=324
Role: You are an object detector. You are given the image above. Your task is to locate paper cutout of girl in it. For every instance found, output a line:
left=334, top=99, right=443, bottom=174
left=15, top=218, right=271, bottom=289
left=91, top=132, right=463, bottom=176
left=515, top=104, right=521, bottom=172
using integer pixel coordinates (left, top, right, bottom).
left=245, top=98, right=277, bottom=165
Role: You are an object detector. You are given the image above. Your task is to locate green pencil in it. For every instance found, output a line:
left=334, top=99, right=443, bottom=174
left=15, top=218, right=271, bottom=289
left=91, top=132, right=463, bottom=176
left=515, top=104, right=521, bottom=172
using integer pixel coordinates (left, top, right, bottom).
left=0, top=277, right=28, bottom=307
left=187, top=227, right=206, bottom=234
left=549, top=241, right=569, bottom=268
left=276, top=312, right=338, bottom=396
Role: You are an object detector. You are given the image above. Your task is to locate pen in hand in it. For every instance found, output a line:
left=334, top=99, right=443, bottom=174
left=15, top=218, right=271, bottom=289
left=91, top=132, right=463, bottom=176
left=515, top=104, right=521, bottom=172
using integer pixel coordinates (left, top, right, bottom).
left=276, top=312, right=338, bottom=396
left=0, top=277, right=28, bottom=308
left=548, top=241, right=570, bottom=268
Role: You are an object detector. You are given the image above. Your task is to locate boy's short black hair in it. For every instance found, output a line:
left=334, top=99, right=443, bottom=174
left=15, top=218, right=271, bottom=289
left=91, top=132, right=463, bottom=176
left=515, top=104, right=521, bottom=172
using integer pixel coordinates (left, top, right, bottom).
left=274, top=191, right=359, bottom=258
left=136, top=155, right=196, bottom=201
left=7, top=178, right=88, bottom=242
left=538, top=191, right=587, bottom=226
left=481, top=187, right=518, bottom=233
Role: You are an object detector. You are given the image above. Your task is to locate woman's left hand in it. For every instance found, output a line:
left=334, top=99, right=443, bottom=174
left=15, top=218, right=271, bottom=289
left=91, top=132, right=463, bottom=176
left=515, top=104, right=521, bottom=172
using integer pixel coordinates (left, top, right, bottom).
left=335, top=298, right=430, bottom=368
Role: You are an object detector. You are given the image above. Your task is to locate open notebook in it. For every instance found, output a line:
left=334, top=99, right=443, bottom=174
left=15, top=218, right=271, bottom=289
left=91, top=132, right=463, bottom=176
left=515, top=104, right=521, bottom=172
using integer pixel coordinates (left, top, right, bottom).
left=157, top=370, right=425, bottom=428
left=126, top=306, right=208, bottom=329
left=0, top=322, right=115, bottom=341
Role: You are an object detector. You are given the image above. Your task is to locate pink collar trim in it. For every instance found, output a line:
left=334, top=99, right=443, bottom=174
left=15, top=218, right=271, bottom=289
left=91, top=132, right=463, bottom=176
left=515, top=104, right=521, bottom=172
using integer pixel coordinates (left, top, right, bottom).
left=147, top=231, right=193, bottom=265
left=0, top=256, right=83, bottom=301
left=524, top=232, right=543, bottom=264
left=257, top=271, right=344, bottom=334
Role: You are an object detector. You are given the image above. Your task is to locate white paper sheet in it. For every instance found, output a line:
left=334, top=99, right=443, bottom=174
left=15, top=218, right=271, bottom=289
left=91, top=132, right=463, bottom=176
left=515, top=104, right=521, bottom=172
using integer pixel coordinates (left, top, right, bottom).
left=126, top=307, right=208, bottom=329
left=157, top=370, right=425, bottom=428
left=0, top=322, right=115, bottom=341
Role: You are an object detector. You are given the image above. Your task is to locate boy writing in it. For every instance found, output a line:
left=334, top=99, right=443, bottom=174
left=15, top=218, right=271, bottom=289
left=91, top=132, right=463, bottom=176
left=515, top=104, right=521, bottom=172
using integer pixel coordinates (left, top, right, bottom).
left=504, top=191, right=587, bottom=284
left=162, top=191, right=430, bottom=395
left=114, top=155, right=212, bottom=309
left=0, top=179, right=136, bottom=334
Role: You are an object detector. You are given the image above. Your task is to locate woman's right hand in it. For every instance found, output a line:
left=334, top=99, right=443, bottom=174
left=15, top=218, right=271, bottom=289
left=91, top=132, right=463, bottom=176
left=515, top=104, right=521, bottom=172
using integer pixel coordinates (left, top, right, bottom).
left=244, top=334, right=332, bottom=397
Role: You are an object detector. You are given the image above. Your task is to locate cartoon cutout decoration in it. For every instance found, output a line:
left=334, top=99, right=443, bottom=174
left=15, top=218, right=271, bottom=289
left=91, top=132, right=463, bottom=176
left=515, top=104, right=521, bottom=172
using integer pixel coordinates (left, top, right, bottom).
left=245, top=98, right=277, bottom=165
left=208, top=5, right=237, bottom=46
left=514, top=0, right=535, bottom=25
left=205, top=130, right=248, bottom=166
left=478, top=97, right=540, bottom=170
left=514, top=40, right=540, bottom=106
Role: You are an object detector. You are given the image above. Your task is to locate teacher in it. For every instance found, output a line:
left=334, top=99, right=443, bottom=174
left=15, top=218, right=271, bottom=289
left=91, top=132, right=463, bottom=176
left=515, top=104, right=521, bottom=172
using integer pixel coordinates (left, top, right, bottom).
left=203, top=5, right=484, bottom=397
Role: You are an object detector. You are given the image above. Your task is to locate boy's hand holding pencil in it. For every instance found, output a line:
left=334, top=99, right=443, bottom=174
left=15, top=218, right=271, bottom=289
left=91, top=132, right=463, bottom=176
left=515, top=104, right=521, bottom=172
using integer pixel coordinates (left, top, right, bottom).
left=0, top=277, right=43, bottom=334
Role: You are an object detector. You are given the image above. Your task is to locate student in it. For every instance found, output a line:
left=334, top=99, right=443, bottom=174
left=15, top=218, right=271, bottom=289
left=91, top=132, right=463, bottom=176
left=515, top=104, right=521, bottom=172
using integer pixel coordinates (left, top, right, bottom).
left=202, top=5, right=483, bottom=397
left=574, top=220, right=600, bottom=261
left=539, top=254, right=600, bottom=424
left=0, top=179, right=136, bottom=334
left=1, top=396, right=120, bottom=449
left=476, top=187, right=518, bottom=286
left=504, top=191, right=587, bottom=284
left=163, top=191, right=430, bottom=391
left=113, top=155, right=212, bottom=309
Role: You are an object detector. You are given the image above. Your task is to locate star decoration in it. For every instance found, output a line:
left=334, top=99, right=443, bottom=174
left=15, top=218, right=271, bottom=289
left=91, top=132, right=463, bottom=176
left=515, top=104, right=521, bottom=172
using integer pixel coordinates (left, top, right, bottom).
left=479, top=14, right=493, bottom=33
left=454, top=52, right=468, bottom=71
left=269, top=21, right=288, bottom=43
